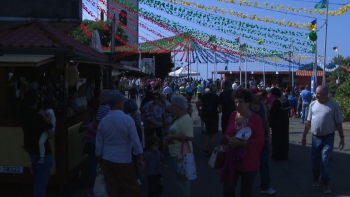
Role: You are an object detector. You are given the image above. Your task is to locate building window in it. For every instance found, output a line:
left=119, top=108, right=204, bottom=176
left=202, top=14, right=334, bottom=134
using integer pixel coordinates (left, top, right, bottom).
left=119, top=10, right=127, bottom=26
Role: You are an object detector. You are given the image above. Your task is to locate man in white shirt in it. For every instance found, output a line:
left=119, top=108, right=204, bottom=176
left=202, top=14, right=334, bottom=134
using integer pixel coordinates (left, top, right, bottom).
left=163, top=82, right=173, bottom=101
left=232, top=81, right=238, bottom=90
left=96, top=91, right=144, bottom=197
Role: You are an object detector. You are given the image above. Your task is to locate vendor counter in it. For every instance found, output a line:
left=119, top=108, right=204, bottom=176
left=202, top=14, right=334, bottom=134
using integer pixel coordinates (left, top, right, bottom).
left=0, top=113, right=88, bottom=185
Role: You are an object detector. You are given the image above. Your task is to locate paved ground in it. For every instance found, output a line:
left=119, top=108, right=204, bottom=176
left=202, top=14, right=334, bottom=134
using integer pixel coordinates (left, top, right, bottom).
left=2, top=96, right=350, bottom=197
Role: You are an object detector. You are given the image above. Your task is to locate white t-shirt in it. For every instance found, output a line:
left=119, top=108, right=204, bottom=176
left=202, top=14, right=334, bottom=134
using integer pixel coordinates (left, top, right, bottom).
left=46, top=109, right=56, bottom=132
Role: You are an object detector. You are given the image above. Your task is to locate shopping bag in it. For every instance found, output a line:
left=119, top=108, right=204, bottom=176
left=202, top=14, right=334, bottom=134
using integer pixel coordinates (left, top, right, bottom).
left=93, top=170, right=108, bottom=197
left=208, top=145, right=227, bottom=169
left=177, top=137, right=197, bottom=180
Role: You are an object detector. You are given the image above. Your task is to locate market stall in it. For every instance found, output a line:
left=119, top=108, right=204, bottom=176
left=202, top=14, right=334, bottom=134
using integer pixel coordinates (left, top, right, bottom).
left=0, top=20, right=110, bottom=185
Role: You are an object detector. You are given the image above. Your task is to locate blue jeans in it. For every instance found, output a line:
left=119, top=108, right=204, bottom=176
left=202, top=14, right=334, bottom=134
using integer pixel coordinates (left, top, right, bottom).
left=173, top=156, right=190, bottom=197
left=301, top=102, right=309, bottom=123
left=259, top=140, right=271, bottom=190
left=29, top=153, right=53, bottom=197
left=311, top=134, right=334, bottom=185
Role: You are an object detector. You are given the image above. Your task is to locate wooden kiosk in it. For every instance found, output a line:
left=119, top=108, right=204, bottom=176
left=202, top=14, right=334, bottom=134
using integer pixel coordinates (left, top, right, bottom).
left=0, top=20, right=113, bottom=186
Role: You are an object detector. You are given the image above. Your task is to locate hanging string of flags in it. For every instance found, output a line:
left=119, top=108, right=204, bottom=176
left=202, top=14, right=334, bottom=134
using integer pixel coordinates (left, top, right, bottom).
left=138, top=0, right=312, bottom=52
left=214, top=0, right=350, bottom=16
left=162, top=0, right=315, bottom=29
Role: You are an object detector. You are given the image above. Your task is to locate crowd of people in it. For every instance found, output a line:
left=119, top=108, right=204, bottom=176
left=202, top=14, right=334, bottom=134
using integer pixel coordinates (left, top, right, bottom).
left=20, top=75, right=345, bottom=197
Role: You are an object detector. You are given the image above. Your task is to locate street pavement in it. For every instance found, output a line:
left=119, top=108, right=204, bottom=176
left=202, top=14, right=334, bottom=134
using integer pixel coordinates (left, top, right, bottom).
left=2, top=96, right=350, bottom=197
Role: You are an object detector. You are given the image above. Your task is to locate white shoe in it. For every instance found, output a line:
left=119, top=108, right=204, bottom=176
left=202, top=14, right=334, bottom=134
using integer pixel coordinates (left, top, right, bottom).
left=261, top=188, right=276, bottom=195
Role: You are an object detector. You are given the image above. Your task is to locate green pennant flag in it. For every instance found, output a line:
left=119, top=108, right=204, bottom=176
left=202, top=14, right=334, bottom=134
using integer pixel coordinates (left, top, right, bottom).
left=315, top=0, right=327, bottom=9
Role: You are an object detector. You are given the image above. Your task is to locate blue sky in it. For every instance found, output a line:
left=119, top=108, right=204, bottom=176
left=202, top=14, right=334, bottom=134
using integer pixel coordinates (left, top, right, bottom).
left=83, top=0, right=350, bottom=79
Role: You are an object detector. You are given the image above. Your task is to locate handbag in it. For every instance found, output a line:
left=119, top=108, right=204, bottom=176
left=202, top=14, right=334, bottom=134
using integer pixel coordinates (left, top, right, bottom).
left=93, top=169, right=108, bottom=197
left=208, top=145, right=227, bottom=169
left=177, top=137, right=197, bottom=180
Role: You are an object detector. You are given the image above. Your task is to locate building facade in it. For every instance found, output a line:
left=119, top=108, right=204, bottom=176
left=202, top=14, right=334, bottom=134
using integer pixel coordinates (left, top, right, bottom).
left=98, top=0, right=139, bottom=44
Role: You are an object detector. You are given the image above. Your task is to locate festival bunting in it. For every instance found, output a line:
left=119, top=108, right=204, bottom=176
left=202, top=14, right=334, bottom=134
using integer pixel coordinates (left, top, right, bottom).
left=214, top=0, right=349, bottom=16
left=162, top=0, right=316, bottom=29
left=135, top=0, right=312, bottom=51
left=110, top=0, right=300, bottom=55
left=308, top=19, right=317, bottom=31
left=257, top=39, right=264, bottom=45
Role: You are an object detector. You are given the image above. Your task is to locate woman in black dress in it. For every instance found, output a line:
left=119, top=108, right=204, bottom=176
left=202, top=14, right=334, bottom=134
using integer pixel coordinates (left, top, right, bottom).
left=269, top=88, right=291, bottom=161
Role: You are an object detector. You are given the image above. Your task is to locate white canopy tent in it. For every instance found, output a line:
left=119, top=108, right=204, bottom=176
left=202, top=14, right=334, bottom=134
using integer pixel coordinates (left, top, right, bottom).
left=169, top=66, right=200, bottom=77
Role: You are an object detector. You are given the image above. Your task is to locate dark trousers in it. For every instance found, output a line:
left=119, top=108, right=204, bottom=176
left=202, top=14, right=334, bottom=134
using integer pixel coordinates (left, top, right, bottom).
left=146, top=127, right=163, bottom=150
left=271, top=127, right=289, bottom=161
left=147, top=174, right=163, bottom=197
left=102, top=160, right=141, bottom=197
left=259, top=140, right=271, bottom=190
left=223, top=170, right=257, bottom=197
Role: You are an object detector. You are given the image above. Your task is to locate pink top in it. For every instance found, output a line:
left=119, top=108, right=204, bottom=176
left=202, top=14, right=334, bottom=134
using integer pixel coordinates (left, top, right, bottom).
left=223, top=111, right=264, bottom=171
left=267, top=93, right=275, bottom=107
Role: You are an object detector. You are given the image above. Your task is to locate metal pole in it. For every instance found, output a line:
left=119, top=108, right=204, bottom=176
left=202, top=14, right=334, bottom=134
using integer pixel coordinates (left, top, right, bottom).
left=196, top=57, right=199, bottom=80
left=138, top=46, right=142, bottom=70
left=337, top=50, right=340, bottom=84
left=322, top=0, right=330, bottom=85
left=214, top=50, right=217, bottom=81
left=245, top=55, right=247, bottom=89
left=206, top=51, right=209, bottom=80
left=292, top=44, right=295, bottom=90
left=187, top=48, right=190, bottom=80
left=289, top=51, right=292, bottom=88
left=239, top=55, right=242, bottom=85
left=262, top=44, right=265, bottom=88
left=314, top=41, right=318, bottom=91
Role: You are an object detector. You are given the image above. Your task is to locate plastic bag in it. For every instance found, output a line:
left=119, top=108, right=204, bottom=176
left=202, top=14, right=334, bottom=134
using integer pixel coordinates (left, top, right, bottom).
left=93, top=170, right=108, bottom=197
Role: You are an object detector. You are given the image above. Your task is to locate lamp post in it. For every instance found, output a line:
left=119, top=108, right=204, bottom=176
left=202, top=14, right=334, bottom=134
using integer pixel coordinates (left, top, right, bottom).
left=336, top=47, right=340, bottom=84
left=138, top=44, right=142, bottom=70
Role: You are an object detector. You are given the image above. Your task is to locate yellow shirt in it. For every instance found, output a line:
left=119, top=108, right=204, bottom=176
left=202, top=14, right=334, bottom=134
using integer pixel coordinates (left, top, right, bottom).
left=168, top=114, right=194, bottom=157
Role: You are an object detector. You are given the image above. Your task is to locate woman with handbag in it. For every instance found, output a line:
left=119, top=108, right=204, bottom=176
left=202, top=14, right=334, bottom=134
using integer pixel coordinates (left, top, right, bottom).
left=221, top=89, right=265, bottom=197
left=164, top=95, right=194, bottom=197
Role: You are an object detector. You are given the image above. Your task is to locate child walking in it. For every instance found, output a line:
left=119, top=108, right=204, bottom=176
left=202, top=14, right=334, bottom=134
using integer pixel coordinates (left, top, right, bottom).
left=144, top=136, right=168, bottom=197
left=37, top=96, right=56, bottom=164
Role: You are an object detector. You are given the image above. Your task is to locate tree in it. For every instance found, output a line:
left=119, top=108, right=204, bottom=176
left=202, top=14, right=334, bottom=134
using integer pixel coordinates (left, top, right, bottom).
left=70, top=19, right=128, bottom=47
left=326, top=55, right=350, bottom=93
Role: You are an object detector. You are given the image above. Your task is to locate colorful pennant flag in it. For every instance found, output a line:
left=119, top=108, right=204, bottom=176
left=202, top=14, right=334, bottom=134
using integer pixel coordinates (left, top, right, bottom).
left=315, top=0, right=327, bottom=9
left=234, top=37, right=240, bottom=43
left=257, top=39, right=264, bottom=45
left=208, top=35, right=216, bottom=42
left=239, top=43, right=247, bottom=50
left=308, top=19, right=317, bottom=31
left=333, top=46, right=338, bottom=52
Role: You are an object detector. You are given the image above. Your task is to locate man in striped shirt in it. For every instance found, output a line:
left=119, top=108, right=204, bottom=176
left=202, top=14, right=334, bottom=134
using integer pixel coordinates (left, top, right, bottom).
left=96, top=89, right=111, bottom=123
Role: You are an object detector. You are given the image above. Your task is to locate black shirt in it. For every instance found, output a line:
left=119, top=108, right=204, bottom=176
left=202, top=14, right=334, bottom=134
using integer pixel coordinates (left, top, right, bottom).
left=201, top=93, right=221, bottom=120
left=21, top=107, right=53, bottom=155
left=219, top=89, right=236, bottom=121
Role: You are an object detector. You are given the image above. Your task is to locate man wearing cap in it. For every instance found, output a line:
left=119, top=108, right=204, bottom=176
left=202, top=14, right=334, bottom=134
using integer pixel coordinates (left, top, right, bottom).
left=96, top=91, right=144, bottom=197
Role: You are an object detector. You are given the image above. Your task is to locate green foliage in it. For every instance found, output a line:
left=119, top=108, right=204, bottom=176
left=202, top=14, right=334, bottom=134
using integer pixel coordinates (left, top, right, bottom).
left=327, top=55, right=350, bottom=93
left=334, top=81, right=350, bottom=121
left=70, top=20, right=128, bottom=47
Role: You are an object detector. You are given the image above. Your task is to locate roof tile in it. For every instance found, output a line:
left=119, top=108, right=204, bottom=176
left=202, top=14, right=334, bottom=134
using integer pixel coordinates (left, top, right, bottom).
left=296, top=70, right=323, bottom=77
left=0, top=20, right=107, bottom=61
